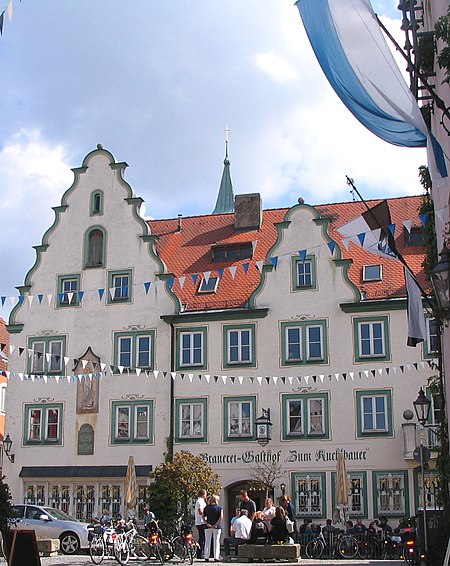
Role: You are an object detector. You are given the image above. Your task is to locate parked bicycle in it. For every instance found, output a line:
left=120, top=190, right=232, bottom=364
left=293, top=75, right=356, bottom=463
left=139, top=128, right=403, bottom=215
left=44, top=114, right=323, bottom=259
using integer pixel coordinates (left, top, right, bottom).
left=304, top=525, right=359, bottom=559
left=359, top=529, right=404, bottom=560
left=89, top=518, right=151, bottom=565
left=170, top=520, right=198, bottom=564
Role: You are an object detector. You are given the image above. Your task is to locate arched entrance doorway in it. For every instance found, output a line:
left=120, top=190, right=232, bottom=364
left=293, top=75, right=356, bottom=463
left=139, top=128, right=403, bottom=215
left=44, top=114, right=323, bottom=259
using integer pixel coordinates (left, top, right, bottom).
left=224, top=480, right=273, bottom=535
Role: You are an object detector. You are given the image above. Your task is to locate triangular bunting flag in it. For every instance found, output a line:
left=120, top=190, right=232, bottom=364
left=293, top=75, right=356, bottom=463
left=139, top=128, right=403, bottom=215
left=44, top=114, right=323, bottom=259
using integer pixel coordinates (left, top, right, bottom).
left=357, top=233, right=366, bottom=246
left=178, top=276, right=185, bottom=288
left=98, top=288, right=105, bottom=300
left=229, top=266, right=237, bottom=279
left=269, top=257, right=278, bottom=270
left=403, top=219, right=412, bottom=233
left=243, top=263, right=249, bottom=274
left=327, top=241, right=336, bottom=255
left=298, top=249, right=307, bottom=262
left=256, top=260, right=264, bottom=273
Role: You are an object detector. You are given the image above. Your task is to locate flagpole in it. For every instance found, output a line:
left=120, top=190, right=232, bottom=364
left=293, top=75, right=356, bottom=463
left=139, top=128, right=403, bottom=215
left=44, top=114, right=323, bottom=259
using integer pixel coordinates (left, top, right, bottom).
left=345, top=175, right=434, bottom=312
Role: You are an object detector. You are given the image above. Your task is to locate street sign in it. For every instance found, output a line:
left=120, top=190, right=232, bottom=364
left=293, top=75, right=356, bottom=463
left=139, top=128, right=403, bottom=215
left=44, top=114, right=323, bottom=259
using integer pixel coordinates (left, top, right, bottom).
left=413, top=445, right=431, bottom=464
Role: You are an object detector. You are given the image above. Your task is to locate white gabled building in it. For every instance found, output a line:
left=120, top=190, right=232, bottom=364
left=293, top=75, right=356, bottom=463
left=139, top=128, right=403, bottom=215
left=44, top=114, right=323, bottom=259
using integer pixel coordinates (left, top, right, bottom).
left=4, top=145, right=440, bottom=536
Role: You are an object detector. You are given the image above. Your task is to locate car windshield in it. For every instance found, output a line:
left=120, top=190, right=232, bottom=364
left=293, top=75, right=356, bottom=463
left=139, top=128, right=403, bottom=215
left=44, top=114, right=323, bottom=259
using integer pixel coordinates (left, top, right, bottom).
left=43, top=508, right=79, bottom=522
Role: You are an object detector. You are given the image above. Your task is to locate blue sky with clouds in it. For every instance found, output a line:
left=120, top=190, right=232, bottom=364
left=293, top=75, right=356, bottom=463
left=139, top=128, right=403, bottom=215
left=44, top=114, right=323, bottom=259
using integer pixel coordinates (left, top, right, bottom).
left=0, top=0, right=426, bottom=320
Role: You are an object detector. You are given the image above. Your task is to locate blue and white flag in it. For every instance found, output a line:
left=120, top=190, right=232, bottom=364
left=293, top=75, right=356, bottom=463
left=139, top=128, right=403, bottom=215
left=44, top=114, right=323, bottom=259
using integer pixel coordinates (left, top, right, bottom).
left=295, top=0, right=447, bottom=184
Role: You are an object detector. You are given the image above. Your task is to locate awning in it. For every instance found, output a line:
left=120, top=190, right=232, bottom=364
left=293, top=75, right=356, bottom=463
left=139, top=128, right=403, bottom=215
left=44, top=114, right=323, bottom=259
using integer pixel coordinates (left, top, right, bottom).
left=19, top=465, right=152, bottom=478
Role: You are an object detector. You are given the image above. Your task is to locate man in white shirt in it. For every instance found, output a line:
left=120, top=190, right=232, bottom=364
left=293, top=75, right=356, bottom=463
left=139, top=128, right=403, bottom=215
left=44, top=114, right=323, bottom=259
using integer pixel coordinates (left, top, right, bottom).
left=194, top=489, right=207, bottom=558
left=223, top=508, right=252, bottom=560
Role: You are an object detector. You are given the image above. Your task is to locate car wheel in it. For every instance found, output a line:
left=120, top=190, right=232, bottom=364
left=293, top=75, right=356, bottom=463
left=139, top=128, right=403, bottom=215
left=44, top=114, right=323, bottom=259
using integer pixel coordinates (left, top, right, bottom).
left=60, top=532, right=80, bottom=555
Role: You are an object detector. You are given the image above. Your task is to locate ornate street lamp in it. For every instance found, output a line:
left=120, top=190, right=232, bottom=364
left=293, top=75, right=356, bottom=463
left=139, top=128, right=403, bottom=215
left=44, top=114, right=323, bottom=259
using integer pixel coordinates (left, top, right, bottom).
left=2, top=434, right=14, bottom=463
left=413, top=388, right=432, bottom=426
left=431, top=246, right=450, bottom=314
left=255, top=408, right=272, bottom=447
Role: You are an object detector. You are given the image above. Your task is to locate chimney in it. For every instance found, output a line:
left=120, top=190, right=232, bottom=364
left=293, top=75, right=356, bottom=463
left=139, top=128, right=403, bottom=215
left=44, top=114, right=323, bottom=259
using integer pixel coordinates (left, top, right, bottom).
left=234, top=193, right=262, bottom=231
left=177, top=214, right=183, bottom=232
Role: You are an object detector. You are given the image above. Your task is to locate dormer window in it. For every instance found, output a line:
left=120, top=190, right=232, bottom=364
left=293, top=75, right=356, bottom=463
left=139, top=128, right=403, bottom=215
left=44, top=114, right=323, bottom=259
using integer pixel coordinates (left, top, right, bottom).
left=362, top=265, right=382, bottom=282
left=211, top=243, right=253, bottom=262
left=404, top=226, right=424, bottom=247
left=198, top=277, right=219, bottom=294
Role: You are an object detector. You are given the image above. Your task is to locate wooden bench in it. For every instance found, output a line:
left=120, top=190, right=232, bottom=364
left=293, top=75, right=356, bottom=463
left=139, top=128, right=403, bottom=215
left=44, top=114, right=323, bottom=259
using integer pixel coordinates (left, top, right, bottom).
left=238, top=543, right=301, bottom=562
left=36, top=537, right=60, bottom=557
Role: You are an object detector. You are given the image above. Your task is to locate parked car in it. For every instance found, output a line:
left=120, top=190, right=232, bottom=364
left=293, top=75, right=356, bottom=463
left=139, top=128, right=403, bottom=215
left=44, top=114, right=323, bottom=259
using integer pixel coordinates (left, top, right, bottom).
left=11, top=504, right=90, bottom=554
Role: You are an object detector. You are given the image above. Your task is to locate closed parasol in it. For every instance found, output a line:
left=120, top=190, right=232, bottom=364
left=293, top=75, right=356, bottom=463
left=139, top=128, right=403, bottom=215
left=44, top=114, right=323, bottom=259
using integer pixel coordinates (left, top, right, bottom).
left=334, top=451, right=348, bottom=525
left=125, top=455, right=137, bottom=519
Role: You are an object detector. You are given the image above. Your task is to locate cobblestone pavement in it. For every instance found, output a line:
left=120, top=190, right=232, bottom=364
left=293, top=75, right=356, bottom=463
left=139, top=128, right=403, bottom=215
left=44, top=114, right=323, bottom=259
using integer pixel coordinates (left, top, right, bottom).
left=0, top=555, right=405, bottom=566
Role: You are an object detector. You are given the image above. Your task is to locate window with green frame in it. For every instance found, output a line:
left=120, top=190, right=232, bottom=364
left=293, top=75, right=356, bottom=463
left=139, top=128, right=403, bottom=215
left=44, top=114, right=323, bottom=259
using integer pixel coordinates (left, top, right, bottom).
left=424, top=317, right=438, bottom=359
left=356, top=389, right=393, bottom=437
left=353, top=316, right=390, bottom=362
left=57, top=274, right=81, bottom=307
left=176, top=327, right=207, bottom=370
left=84, top=226, right=106, bottom=268
left=28, top=336, right=66, bottom=374
left=24, top=403, right=63, bottom=445
left=292, top=472, right=326, bottom=519
left=114, top=331, right=154, bottom=370
left=175, top=398, right=208, bottom=442
left=291, top=255, right=317, bottom=291
left=331, top=471, right=367, bottom=518
left=107, top=270, right=132, bottom=303
left=372, top=471, right=408, bottom=518
left=281, top=320, right=328, bottom=365
left=223, top=396, right=256, bottom=442
left=111, top=400, right=153, bottom=444
left=282, top=393, right=329, bottom=439
left=90, top=190, right=104, bottom=215
left=223, top=324, right=256, bottom=368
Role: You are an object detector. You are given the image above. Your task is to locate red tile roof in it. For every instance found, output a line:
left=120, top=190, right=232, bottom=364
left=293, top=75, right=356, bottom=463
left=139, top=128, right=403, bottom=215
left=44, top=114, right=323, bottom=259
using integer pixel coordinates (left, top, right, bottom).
left=148, top=195, right=428, bottom=311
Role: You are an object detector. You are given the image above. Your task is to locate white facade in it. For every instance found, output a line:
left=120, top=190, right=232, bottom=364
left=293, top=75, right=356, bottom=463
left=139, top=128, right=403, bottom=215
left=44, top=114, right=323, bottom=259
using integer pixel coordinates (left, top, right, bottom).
left=4, top=146, right=439, bottom=529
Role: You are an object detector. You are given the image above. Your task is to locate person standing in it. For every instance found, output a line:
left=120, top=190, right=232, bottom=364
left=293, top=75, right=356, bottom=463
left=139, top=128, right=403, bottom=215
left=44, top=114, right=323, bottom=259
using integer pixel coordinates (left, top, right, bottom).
left=279, top=495, right=296, bottom=529
left=270, top=506, right=289, bottom=543
left=195, top=489, right=207, bottom=559
left=203, top=494, right=223, bottom=562
left=222, top=508, right=252, bottom=560
left=261, top=497, right=276, bottom=530
left=239, top=490, right=256, bottom=520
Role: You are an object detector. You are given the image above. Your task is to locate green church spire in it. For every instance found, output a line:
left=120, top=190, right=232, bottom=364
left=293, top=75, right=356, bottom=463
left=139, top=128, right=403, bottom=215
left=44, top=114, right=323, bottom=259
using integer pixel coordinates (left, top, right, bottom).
left=212, top=127, right=235, bottom=214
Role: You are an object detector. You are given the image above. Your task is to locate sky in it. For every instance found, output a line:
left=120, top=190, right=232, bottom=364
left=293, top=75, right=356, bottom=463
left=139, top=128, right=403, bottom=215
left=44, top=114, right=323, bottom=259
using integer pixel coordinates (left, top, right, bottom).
left=0, top=0, right=427, bottom=321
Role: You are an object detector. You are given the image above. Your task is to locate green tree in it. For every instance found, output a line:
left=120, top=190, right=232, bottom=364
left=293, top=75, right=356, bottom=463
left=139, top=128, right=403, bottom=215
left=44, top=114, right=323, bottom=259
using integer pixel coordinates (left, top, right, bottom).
left=148, top=451, right=221, bottom=533
left=249, top=460, right=283, bottom=499
left=436, top=7, right=450, bottom=85
left=0, top=477, right=13, bottom=531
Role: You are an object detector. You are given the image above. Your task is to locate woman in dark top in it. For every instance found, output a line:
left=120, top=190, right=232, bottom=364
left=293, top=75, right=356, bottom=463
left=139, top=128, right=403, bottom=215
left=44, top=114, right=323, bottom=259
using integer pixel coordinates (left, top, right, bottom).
left=203, top=495, right=223, bottom=561
left=270, top=506, right=289, bottom=543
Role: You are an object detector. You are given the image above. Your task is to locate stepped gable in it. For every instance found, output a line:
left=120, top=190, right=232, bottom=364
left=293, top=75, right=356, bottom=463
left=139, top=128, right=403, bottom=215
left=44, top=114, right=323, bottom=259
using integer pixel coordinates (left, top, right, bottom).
left=149, top=195, right=427, bottom=310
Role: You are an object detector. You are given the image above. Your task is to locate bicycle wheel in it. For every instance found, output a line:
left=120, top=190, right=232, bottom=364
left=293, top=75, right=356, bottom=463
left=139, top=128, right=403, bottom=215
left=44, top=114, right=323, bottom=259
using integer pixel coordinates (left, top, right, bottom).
left=90, top=534, right=106, bottom=564
left=161, top=537, right=174, bottom=561
left=131, top=534, right=152, bottom=560
left=171, top=535, right=187, bottom=560
left=187, top=542, right=196, bottom=565
left=305, top=538, right=324, bottom=559
left=388, top=540, right=403, bottom=560
left=337, top=535, right=359, bottom=559
left=114, top=537, right=130, bottom=565
left=357, top=540, right=371, bottom=559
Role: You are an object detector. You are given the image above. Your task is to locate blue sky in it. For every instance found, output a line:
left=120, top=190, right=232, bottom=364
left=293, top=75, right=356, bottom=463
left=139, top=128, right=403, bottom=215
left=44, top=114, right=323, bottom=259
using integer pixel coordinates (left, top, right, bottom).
left=0, top=0, right=426, bottom=320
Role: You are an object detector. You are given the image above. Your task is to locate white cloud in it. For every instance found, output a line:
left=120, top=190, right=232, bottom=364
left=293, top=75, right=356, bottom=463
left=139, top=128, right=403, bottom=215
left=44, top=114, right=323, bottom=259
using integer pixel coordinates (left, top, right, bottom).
left=251, top=52, right=297, bottom=83
left=0, top=130, right=72, bottom=211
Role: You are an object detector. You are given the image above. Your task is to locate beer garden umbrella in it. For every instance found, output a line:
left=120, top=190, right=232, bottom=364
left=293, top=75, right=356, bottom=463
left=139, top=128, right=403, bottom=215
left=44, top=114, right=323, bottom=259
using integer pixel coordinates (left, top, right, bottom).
left=334, top=451, right=348, bottom=526
left=125, top=455, right=137, bottom=519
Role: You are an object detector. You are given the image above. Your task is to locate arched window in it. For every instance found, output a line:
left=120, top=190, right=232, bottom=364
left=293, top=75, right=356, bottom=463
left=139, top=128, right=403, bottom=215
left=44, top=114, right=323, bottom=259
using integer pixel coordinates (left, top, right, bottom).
left=91, top=191, right=103, bottom=215
left=86, top=228, right=105, bottom=267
